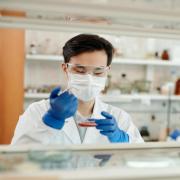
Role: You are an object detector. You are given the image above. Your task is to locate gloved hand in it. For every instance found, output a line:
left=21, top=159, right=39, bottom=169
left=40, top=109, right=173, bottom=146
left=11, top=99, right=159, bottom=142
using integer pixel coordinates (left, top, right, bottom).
left=90, top=111, right=129, bottom=143
left=43, top=87, right=78, bottom=129
left=169, top=129, right=180, bottom=140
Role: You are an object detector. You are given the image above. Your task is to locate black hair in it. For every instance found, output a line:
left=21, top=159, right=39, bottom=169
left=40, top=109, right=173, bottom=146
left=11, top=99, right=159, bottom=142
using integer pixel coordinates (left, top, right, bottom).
left=63, top=34, right=114, bottom=66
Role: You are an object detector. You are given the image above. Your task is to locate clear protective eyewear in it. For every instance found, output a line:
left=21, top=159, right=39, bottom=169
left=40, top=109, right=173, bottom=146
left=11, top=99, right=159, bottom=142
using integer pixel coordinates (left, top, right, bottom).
left=65, top=63, right=110, bottom=77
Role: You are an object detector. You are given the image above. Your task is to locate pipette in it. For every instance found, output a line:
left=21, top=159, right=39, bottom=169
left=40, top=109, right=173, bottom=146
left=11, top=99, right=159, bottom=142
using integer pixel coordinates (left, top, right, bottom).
left=57, top=88, right=70, bottom=96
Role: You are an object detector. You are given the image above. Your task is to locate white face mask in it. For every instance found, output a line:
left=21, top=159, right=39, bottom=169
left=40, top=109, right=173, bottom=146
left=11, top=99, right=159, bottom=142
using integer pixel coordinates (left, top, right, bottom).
left=67, top=73, right=106, bottom=102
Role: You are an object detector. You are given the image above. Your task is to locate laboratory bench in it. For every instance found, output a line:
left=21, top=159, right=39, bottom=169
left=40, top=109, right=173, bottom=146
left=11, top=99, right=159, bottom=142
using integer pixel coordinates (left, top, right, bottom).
left=0, top=142, right=180, bottom=180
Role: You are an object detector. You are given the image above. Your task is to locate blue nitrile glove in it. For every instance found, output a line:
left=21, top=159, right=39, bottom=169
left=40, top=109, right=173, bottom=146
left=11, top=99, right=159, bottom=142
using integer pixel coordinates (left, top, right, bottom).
left=169, top=129, right=180, bottom=140
left=43, top=87, right=78, bottom=129
left=90, top=111, right=129, bottom=143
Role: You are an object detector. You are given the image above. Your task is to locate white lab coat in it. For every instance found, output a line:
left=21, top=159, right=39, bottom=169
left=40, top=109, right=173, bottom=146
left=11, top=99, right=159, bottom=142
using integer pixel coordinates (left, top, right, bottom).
left=11, top=97, right=144, bottom=145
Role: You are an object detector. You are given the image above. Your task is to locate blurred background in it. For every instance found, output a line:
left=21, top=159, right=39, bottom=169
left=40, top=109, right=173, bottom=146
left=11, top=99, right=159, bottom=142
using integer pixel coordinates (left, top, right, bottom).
left=0, top=0, right=180, bottom=144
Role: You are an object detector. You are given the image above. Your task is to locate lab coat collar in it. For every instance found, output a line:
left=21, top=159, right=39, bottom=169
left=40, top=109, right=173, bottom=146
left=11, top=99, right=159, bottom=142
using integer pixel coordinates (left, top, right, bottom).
left=63, top=117, right=81, bottom=144
left=63, top=96, right=108, bottom=144
left=83, top=97, right=108, bottom=144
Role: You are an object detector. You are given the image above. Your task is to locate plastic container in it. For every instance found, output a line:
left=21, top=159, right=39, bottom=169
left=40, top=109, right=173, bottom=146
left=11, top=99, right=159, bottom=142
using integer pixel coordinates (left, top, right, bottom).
left=133, top=80, right=151, bottom=93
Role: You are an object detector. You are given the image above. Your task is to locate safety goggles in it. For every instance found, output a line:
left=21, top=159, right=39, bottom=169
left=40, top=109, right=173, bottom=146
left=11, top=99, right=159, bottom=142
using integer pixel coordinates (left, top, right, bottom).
left=65, top=63, right=110, bottom=77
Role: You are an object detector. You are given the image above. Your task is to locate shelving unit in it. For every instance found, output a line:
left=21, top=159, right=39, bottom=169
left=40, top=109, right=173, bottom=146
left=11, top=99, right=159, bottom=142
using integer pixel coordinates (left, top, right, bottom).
left=25, top=54, right=180, bottom=103
left=26, top=54, right=63, bottom=62
left=24, top=92, right=180, bottom=103
left=20, top=0, right=180, bottom=108
left=1, top=0, right=180, bottom=39
left=26, top=54, right=180, bottom=67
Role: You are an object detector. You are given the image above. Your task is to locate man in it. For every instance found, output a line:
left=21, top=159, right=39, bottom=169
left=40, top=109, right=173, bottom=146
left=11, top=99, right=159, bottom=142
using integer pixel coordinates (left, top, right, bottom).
left=11, top=34, right=143, bottom=145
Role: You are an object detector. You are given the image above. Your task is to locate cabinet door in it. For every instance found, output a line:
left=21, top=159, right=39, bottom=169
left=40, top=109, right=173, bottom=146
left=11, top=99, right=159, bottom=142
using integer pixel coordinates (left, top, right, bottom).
left=0, top=10, right=25, bottom=144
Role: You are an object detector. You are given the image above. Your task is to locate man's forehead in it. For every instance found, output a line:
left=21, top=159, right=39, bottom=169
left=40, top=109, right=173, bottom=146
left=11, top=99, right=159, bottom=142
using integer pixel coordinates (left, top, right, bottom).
left=69, top=51, right=108, bottom=66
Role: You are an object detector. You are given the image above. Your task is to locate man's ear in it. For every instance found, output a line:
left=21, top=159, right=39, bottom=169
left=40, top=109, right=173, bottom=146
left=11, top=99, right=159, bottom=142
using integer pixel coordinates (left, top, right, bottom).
left=61, top=63, right=69, bottom=80
left=61, top=63, right=67, bottom=73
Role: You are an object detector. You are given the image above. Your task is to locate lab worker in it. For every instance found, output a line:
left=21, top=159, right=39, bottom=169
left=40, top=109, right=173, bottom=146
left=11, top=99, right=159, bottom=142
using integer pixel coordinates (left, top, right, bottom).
left=11, top=34, right=144, bottom=145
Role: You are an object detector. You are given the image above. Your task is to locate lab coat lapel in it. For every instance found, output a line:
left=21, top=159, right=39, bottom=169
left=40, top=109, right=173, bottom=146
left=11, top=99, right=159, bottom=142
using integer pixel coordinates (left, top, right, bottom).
left=63, top=117, right=81, bottom=144
left=83, top=97, right=108, bottom=144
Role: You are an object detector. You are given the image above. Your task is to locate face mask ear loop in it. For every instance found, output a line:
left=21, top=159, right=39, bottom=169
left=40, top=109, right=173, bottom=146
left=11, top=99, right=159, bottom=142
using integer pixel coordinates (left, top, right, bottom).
left=66, top=71, right=71, bottom=91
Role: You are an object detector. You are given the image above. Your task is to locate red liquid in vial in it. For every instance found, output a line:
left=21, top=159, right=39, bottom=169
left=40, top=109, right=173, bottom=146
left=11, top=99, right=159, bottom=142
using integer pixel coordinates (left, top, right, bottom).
left=78, top=122, right=96, bottom=127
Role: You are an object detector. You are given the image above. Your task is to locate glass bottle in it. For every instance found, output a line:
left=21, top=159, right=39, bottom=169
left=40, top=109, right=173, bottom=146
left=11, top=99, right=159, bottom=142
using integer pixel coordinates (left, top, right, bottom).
left=161, top=49, right=170, bottom=60
left=175, top=78, right=180, bottom=95
left=118, top=74, right=131, bottom=94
